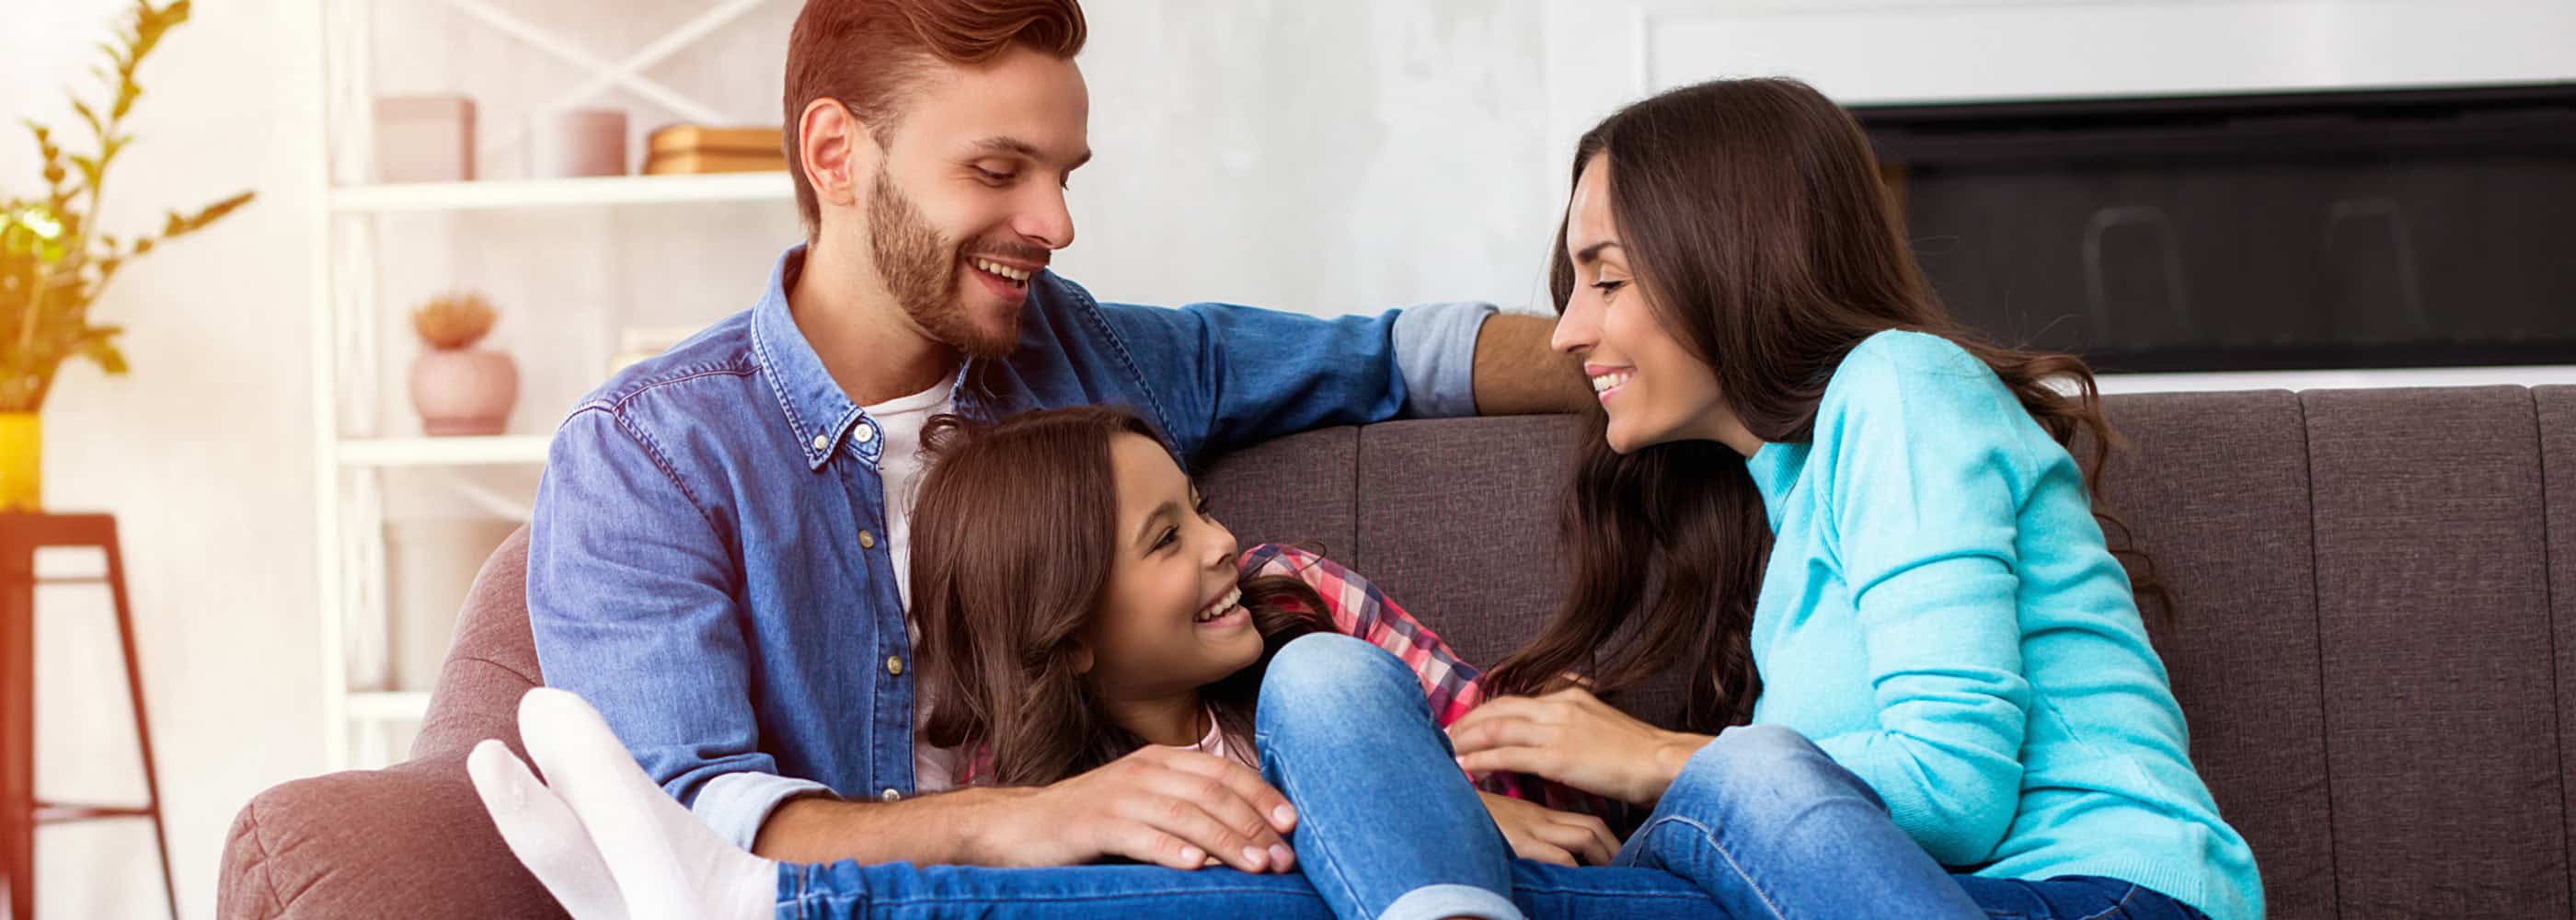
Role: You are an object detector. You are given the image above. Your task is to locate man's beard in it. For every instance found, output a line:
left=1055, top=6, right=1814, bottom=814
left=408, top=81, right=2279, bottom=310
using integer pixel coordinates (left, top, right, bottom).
left=867, top=167, right=1021, bottom=360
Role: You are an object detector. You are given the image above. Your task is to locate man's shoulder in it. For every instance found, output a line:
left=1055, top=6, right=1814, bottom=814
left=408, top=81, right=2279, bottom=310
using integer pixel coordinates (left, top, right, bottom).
left=1029, top=270, right=1186, bottom=335
left=570, top=310, right=764, bottom=418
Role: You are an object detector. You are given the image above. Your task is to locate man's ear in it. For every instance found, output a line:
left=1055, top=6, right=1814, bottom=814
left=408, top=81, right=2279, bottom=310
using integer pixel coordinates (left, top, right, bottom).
left=799, top=98, right=883, bottom=212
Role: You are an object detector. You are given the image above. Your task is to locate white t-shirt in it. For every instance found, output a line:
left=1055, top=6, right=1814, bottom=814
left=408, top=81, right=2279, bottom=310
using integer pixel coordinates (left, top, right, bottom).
left=862, top=379, right=952, bottom=614
left=859, top=379, right=960, bottom=790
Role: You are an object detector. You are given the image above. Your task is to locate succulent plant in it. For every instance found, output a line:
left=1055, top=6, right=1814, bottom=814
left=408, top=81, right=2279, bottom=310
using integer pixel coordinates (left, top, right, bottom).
left=410, top=291, right=497, bottom=351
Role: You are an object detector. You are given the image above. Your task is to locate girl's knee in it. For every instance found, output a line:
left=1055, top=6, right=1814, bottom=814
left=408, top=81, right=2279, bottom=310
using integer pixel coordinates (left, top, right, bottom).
left=1257, top=634, right=1419, bottom=724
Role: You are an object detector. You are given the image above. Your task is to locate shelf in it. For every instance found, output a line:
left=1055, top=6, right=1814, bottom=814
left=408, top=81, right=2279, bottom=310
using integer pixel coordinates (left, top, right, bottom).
left=339, top=435, right=552, bottom=467
left=330, top=171, right=793, bottom=213
left=347, top=690, right=432, bottom=722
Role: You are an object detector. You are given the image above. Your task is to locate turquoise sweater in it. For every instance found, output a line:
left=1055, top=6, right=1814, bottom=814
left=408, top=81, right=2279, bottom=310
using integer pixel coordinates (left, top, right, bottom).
left=1742, top=331, right=2261, bottom=920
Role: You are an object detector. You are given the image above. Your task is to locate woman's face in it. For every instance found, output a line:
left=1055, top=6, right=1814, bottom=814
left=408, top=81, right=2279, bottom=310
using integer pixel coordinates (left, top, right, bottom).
left=1083, top=432, right=1265, bottom=705
left=1549, top=154, right=1754, bottom=456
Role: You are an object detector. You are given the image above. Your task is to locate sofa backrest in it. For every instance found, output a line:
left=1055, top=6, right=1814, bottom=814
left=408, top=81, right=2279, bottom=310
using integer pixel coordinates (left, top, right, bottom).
left=422, top=385, right=2576, bottom=920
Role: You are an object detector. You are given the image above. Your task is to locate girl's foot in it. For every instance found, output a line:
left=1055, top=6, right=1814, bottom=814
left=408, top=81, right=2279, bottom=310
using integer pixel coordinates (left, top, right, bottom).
left=466, top=738, right=632, bottom=919
left=481, top=688, right=777, bottom=920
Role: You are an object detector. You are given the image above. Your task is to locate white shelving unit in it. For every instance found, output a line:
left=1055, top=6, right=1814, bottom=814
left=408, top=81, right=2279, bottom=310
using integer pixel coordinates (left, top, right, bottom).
left=309, top=0, right=794, bottom=770
left=332, top=171, right=793, bottom=213
left=339, top=436, right=555, bottom=467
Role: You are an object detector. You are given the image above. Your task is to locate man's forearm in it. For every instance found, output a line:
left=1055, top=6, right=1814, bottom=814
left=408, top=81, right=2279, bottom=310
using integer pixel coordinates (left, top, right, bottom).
left=1471, top=313, right=1593, bottom=415
left=751, top=787, right=1036, bottom=865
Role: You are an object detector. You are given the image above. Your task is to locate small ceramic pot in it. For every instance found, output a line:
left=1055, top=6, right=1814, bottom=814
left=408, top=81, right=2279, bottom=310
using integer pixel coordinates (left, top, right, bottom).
left=408, top=349, right=518, bottom=436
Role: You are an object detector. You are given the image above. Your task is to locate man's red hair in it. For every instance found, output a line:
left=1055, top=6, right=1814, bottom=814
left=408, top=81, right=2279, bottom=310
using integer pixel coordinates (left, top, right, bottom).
left=782, top=0, right=1087, bottom=233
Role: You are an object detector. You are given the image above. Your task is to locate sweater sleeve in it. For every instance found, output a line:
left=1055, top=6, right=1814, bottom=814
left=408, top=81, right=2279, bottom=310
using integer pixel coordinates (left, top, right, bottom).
left=1807, top=334, right=2036, bottom=867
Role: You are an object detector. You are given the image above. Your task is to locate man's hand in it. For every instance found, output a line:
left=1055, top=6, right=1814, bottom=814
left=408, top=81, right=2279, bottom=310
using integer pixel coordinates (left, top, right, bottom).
left=971, top=746, right=1302, bottom=873
left=1478, top=790, right=1618, bottom=867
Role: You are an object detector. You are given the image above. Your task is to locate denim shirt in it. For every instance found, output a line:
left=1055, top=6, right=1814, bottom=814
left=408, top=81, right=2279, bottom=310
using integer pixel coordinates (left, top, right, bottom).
left=527, top=245, right=1493, bottom=849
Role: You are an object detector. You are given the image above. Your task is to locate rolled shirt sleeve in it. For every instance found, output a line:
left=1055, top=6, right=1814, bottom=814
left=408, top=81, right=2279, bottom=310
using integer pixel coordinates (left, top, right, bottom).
left=1389, top=301, right=1498, bottom=419
left=691, top=770, right=836, bottom=851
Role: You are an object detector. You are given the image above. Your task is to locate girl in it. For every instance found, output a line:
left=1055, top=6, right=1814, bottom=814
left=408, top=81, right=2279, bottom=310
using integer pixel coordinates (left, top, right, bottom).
left=901, top=405, right=1599, bottom=853
left=1400, top=76, right=2264, bottom=920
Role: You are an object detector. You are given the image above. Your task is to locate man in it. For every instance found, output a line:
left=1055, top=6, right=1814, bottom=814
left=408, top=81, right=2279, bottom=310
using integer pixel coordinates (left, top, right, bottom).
left=527, top=0, right=1587, bottom=883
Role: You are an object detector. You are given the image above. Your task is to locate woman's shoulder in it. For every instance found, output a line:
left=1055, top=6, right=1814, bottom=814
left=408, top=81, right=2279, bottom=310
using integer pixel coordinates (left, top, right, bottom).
left=1816, top=329, right=2016, bottom=429
left=1834, top=329, right=1990, bottom=388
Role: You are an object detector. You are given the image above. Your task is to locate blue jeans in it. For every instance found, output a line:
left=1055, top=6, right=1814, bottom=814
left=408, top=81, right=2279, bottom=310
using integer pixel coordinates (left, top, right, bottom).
left=1260, top=634, right=2216, bottom=920
left=770, top=633, right=2212, bottom=919
left=769, top=628, right=1719, bottom=919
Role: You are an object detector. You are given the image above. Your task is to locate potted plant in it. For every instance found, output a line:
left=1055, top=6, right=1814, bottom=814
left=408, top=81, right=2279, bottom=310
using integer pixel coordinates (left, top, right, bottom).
left=408, top=291, right=518, bottom=436
left=2, top=0, right=255, bottom=512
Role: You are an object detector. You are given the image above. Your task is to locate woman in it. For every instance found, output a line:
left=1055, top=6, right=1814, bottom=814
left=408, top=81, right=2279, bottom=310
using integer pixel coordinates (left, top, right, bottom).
left=1397, top=76, right=2260, bottom=919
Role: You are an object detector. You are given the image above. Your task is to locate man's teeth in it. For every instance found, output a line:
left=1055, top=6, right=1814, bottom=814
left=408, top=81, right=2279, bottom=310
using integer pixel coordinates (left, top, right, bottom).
left=1194, top=587, right=1244, bottom=623
left=971, top=258, right=1031, bottom=283
left=1590, top=370, right=1635, bottom=394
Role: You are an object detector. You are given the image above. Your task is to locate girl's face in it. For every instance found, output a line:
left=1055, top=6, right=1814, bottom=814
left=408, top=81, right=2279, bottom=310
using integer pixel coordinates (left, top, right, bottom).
left=1082, top=432, right=1265, bottom=705
left=1549, top=153, right=1756, bottom=456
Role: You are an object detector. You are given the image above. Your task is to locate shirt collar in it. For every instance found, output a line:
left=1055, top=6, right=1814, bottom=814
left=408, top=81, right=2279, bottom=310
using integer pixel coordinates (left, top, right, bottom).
left=750, top=243, right=990, bottom=471
left=750, top=244, right=871, bottom=470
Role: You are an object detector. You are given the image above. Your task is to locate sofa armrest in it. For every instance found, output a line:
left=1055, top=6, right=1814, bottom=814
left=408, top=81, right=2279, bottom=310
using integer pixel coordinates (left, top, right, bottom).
left=218, top=749, right=565, bottom=920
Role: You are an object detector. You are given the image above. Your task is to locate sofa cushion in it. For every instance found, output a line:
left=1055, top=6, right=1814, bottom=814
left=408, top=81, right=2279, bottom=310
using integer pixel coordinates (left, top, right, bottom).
left=1200, top=425, right=1361, bottom=569
left=2304, top=386, right=2563, bottom=916
left=218, top=751, right=563, bottom=920
left=413, top=525, right=543, bottom=762
left=2094, top=390, right=2335, bottom=920
left=2538, top=385, right=2576, bottom=915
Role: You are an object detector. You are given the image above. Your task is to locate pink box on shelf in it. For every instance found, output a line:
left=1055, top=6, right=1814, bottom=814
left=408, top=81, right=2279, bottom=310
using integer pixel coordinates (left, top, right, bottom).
left=374, top=95, right=477, bottom=183
left=529, top=109, right=629, bottom=178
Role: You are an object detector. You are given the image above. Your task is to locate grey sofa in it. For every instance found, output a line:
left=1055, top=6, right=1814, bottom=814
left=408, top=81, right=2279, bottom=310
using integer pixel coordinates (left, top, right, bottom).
left=220, top=386, right=2576, bottom=918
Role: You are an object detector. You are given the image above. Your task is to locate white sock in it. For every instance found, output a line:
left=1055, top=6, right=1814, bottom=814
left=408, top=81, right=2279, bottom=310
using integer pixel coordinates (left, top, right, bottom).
left=466, top=739, right=632, bottom=920
left=514, top=688, right=777, bottom=920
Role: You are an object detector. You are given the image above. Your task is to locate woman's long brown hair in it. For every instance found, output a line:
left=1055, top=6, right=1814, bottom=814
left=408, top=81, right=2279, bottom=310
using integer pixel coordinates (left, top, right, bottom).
left=910, top=406, right=1333, bottom=787
left=1486, top=77, right=2158, bottom=731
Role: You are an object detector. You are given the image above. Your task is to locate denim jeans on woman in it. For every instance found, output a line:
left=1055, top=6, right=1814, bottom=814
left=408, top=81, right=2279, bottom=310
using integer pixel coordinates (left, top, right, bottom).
left=1258, top=633, right=2217, bottom=920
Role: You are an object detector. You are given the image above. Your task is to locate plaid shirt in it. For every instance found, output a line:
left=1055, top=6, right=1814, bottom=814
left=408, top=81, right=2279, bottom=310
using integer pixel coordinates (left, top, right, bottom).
left=1239, top=544, right=1488, bottom=724
left=1241, top=545, right=1602, bottom=816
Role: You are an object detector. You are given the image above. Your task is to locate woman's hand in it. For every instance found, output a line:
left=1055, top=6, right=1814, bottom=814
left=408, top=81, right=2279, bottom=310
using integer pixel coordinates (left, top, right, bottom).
left=1478, top=790, right=1619, bottom=867
left=1448, top=687, right=1713, bottom=806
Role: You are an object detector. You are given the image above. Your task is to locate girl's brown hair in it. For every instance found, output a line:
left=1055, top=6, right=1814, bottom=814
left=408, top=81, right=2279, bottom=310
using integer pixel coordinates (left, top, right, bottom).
left=1487, top=77, right=2157, bottom=730
left=910, top=405, right=1332, bottom=787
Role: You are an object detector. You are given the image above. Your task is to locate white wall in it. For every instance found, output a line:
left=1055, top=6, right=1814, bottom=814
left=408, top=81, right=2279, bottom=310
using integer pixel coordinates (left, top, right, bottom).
left=4, top=1, right=2571, bottom=916
left=1061, top=0, right=1558, bottom=314
left=3, top=1, right=323, bottom=916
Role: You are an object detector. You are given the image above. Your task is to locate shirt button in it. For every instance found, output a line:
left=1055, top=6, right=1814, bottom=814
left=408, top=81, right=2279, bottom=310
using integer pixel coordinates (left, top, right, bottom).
left=886, top=655, right=904, bottom=676
left=880, top=788, right=902, bottom=802
left=811, top=434, right=829, bottom=451
left=855, top=424, right=877, bottom=443
left=858, top=530, right=878, bottom=549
